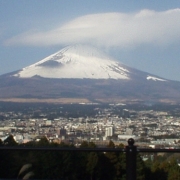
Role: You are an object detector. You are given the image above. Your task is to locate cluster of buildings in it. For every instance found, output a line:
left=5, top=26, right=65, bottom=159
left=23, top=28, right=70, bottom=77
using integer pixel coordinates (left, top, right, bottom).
left=0, top=104, right=180, bottom=148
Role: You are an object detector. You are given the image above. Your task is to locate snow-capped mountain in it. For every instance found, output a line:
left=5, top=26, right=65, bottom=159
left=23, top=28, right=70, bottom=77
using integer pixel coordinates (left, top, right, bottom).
left=14, top=45, right=130, bottom=79
left=0, top=44, right=179, bottom=104
left=13, top=44, right=166, bottom=82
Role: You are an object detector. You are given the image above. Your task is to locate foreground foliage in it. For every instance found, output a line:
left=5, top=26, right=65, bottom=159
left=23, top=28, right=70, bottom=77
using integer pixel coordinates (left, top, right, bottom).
left=0, top=135, right=180, bottom=180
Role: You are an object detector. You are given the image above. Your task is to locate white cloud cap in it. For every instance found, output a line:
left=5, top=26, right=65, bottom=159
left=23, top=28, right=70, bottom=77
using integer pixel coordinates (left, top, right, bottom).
left=5, top=9, right=180, bottom=49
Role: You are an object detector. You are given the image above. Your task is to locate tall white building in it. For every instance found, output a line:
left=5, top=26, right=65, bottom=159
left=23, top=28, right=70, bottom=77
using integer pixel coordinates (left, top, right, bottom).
left=105, top=126, right=113, bottom=137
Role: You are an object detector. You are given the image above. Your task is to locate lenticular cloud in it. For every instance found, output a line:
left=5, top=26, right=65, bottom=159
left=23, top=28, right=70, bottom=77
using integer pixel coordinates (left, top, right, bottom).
left=5, top=9, right=180, bottom=48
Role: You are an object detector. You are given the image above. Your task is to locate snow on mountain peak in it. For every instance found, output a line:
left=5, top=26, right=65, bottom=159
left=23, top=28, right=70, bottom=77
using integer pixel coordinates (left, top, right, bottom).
left=14, top=44, right=130, bottom=80
left=147, top=75, right=167, bottom=81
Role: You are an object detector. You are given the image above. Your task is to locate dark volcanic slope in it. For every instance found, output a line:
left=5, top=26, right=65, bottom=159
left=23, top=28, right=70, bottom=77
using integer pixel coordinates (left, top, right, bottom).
left=0, top=70, right=180, bottom=103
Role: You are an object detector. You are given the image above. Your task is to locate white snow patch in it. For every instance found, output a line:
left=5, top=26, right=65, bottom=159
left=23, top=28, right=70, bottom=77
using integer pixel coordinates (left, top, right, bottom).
left=147, top=75, right=167, bottom=81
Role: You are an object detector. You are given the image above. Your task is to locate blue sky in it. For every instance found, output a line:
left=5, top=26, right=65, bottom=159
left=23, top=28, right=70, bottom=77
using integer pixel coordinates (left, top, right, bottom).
left=0, top=0, right=180, bottom=81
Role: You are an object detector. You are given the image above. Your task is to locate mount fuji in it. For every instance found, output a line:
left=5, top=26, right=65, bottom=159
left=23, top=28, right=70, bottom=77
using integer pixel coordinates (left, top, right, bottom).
left=14, top=45, right=130, bottom=80
left=0, top=44, right=180, bottom=104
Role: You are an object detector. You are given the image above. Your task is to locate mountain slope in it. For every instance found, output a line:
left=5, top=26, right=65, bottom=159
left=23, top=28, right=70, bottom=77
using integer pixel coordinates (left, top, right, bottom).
left=0, top=44, right=179, bottom=104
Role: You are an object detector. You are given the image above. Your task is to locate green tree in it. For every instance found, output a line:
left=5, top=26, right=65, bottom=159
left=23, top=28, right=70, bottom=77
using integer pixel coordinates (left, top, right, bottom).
left=3, top=135, right=17, bottom=146
left=167, top=157, right=180, bottom=180
left=0, top=139, right=3, bottom=146
left=0, top=135, right=19, bottom=179
left=36, top=136, right=49, bottom=146
left=136, top=154, right=146, bottom=180
left=105, top=140, right=124, bottom=180
left=86, top=152, right=99, bottom=180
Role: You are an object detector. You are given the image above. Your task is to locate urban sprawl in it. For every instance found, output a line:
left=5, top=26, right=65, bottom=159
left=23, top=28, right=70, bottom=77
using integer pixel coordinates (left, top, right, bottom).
left=0, top=102, right=180, bottom=148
